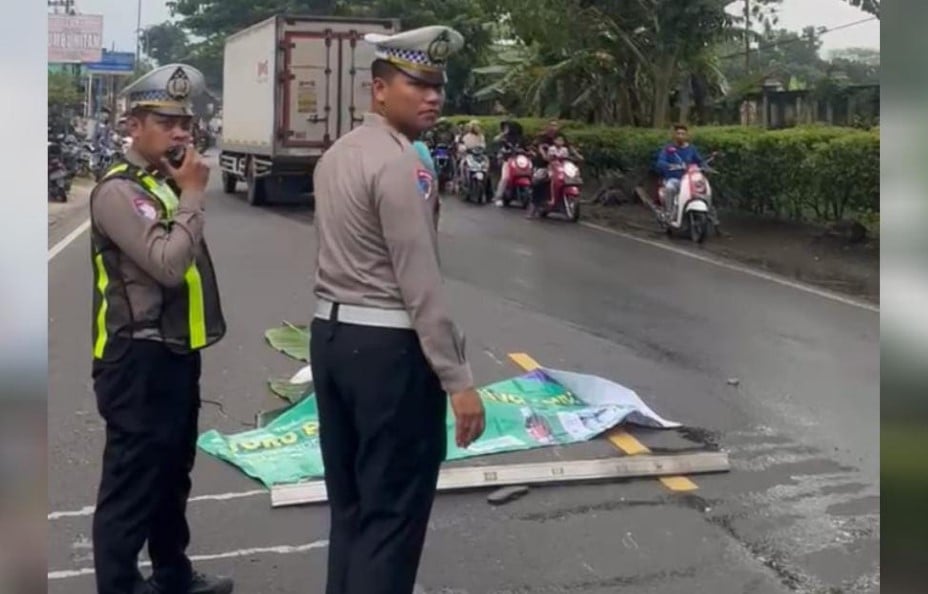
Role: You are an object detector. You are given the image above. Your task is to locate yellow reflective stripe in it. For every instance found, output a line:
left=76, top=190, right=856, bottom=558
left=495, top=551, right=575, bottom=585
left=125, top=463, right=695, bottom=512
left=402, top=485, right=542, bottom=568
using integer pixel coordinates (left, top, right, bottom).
left=184, top=265, right=207, bottom=349
left=104, top=163, right=129, bottom=178
left=138, top=174, right=179, bottom=218
left=93, top=253, right=110, bottom=359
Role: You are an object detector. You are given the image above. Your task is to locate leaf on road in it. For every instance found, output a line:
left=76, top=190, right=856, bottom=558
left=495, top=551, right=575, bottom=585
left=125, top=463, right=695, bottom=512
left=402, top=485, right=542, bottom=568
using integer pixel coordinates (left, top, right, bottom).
left=265, top=322, right=310, bottom=361
left=268, top=378, right=312, bottom=404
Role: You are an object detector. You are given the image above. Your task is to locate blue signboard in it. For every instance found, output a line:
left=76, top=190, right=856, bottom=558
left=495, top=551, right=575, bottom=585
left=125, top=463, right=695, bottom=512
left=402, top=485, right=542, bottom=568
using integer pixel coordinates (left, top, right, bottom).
left=85, top=50, right=135, bottom=74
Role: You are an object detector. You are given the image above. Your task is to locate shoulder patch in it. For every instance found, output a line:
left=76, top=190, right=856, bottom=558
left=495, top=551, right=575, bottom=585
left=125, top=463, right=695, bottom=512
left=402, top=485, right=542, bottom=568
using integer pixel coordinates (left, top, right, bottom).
left=416, top=168, right=434, bottom=200
left=131, top=195, right=159, bottom=220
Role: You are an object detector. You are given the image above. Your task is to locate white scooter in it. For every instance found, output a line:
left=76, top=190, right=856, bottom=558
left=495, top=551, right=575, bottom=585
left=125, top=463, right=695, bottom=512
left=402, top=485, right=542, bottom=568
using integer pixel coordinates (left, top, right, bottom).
left=658, top=152, right=719, bottom=243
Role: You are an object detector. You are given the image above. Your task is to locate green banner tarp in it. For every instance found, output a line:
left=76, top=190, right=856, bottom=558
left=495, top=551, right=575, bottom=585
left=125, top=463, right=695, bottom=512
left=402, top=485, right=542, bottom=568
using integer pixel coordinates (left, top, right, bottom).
left=198, top=368, right=680, bottom=488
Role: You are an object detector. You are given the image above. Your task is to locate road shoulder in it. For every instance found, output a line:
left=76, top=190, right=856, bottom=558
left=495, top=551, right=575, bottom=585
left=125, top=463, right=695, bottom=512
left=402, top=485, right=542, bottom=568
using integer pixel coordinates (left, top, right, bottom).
left=584, top=201, right=879, bottom=305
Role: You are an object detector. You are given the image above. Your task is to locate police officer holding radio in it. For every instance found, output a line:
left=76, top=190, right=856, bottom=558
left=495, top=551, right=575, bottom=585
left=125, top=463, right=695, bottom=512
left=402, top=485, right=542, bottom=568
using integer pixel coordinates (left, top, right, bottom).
left=310, top=26, right=486, bottom=594
left=88, top=64, right=233, bottom=594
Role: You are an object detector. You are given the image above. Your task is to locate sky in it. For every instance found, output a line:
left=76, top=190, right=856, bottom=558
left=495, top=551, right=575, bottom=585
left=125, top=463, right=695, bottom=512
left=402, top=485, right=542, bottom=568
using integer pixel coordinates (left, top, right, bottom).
left=70, top=0, right=879, bottom=56
left=748, top=0, right=880, bottom=55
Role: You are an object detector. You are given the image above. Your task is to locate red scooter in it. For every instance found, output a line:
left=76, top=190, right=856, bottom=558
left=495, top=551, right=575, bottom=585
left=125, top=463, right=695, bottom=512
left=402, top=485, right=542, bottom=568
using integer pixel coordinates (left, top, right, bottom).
left=497, top=145, right=533, bottom=209
left=537, top=156, right=583, bottom=222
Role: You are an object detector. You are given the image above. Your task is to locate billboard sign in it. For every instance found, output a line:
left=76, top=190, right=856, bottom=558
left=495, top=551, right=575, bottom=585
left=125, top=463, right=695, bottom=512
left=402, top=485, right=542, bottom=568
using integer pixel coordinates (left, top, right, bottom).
left=85, top=50, right=135, bottom=75
left=48, top=14, right=103, bottom=63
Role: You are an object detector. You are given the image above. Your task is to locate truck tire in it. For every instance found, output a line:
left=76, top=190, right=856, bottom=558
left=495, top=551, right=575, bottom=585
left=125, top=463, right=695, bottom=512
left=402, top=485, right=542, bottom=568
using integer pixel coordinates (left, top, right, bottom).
left=222, top=172, right=237, bottom=194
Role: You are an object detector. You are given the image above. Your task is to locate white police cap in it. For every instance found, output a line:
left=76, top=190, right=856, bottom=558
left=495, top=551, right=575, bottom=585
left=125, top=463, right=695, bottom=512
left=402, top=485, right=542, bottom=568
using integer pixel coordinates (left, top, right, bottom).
left=119, top=64, right=206, bottom=117
left=364, top=25, right=464, bottom=86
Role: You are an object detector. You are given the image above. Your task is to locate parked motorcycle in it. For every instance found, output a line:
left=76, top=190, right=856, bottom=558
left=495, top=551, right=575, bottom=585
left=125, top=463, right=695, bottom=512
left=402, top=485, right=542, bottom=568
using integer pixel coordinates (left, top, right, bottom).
left=496, top=144, right=533, bottom=209
left=47, top=141, right=71, bottom=203
left=536, top=156, right=583, bottom=222
left=50, top=132, right=82, bottom=177
left=92, top=144, right=119, bottom=181
left=654, top=151, right=720, bottom=243
left=459, top=146, right=492, bottom=204
left=75, top=141, right=98, bottom=179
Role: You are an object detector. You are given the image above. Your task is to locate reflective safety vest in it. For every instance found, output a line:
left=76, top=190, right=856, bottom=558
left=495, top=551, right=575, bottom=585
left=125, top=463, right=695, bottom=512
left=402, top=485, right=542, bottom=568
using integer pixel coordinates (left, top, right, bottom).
left=90, top=161, right=226, bottom=361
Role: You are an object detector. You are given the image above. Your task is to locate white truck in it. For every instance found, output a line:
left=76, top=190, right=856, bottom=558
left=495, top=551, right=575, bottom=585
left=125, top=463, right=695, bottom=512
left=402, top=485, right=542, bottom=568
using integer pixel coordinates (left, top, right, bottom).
left=218, top=15, right=399, bottom=205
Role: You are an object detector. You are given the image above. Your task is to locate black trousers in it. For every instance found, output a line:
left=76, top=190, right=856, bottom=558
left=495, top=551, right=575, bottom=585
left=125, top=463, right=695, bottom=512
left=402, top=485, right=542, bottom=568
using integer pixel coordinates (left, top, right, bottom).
left=310, top=315, right=447, bottom=594
left=91, top=339, right=201, bottom=594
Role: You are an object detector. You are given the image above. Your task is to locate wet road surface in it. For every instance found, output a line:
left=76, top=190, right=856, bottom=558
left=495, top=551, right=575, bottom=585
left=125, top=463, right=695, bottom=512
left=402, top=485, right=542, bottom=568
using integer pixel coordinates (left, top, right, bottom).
left=48, top=158, right=879, bottom=593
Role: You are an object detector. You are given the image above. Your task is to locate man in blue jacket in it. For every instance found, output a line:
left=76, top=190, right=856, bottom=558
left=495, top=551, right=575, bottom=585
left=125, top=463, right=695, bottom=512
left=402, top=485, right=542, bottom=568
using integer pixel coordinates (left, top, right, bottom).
left=656, top=124, right=704, bottom=217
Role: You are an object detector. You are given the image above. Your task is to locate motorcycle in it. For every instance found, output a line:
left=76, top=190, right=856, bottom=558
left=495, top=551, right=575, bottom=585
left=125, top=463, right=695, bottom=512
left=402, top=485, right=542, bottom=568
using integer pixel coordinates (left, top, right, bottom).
left=431, top=143, right=454, bottom=192
left=92, top=144, right=119, bottom=182
left=47, top=142, right=71, bottom=203
left=194, top=126, right=211, bottom=153
left=536, top=156, right=583, bottom=222
left=655, top=150, right=720, bottom=243
left=459, top=146, right=492, bottom=204
left=52, top=132, right=82, bottom=177
left=496, top=144, right=533, bottom=209
left=76, top=142, right=99, bottom=179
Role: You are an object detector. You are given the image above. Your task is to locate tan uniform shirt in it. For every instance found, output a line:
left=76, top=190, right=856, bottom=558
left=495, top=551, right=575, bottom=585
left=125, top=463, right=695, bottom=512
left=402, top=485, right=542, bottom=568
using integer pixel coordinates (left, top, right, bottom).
left=90, top=148, right=206, bottom=340
left=313, top=113, right=473, bottom=394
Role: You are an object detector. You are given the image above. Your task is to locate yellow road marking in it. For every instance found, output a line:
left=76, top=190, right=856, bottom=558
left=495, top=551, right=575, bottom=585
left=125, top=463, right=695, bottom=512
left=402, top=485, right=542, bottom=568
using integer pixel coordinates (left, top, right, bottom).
left=508, top=352, right=541, bottom=371
left=507, top=352, right=698, bottom=492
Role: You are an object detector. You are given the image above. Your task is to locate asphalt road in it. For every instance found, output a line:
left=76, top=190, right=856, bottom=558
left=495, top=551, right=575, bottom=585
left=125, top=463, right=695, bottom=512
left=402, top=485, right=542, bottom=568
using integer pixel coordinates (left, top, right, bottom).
left=48, top=157, right=879, bottom=593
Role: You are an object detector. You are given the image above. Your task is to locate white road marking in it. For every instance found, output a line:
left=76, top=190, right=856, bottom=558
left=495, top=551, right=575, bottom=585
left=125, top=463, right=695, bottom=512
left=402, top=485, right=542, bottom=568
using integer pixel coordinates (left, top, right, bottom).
left=48, top=218, right=91, bottom=261
left=483, top=349, right=505, bottom=367
left=579, top=221, right=879, bottom=313
left=48, top=540, right=329, bottom=580
left=48, top=489, right=267, bottom=520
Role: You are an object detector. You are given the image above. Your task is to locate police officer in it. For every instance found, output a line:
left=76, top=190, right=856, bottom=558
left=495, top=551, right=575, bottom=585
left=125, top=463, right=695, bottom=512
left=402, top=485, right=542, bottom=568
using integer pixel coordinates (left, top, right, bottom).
left=310, top=26, right=486, bottom=594
left=88, top=64, right=233, bottom=594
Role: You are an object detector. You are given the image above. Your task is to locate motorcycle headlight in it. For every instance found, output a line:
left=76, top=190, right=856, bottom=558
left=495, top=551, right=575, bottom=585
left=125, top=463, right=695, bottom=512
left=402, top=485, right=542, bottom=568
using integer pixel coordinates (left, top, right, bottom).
left=563, top=162, right=579, bottom=178
left=515, top=155, right=530, bottom=168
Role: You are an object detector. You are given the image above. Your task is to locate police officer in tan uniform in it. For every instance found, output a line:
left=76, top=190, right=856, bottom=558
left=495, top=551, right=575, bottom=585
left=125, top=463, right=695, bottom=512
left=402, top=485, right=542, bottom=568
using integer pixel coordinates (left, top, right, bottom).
left=310, top=26, right=486, bottom=594
left=88, top=64, right=233, bottom=594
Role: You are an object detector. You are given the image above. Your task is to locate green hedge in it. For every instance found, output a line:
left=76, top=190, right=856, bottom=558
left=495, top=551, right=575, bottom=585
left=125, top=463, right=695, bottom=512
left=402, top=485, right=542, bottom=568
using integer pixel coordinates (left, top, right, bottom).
left=446, top=116, right=879, bottom=223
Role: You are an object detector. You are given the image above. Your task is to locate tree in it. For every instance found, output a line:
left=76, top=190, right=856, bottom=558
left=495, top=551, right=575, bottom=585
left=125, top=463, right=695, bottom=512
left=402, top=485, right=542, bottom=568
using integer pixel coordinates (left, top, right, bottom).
left=842, top=0, right=879, bottom=18
left=477, top=0, right=740, bottom=126
left=184, top=37, right=225, bottom=92
left=829, top=47, right=879, bottom=84
left=718, top=26, right=828, bottom=91
left=48, top=71, right=82, bottom=111
left=336, top=0, right=495, bottom=113
left=162, top=0, right=874, bottom=124
left=141, top=22, right=190, bottom=66
left=830, top=47, right=879, bottom=66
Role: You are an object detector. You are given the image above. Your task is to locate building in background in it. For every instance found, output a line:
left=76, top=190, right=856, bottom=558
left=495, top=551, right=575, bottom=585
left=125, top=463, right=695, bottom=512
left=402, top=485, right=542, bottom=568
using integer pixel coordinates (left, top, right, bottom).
left=47, top=3, right=138, bottom=129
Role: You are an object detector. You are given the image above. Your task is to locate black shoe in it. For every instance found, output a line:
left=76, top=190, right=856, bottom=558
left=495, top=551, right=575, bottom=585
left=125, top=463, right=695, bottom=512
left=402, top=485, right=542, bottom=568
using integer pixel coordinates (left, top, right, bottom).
left=188, top=572, right=234, bottom=594
left=148, top=571, right=234, bottom=594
